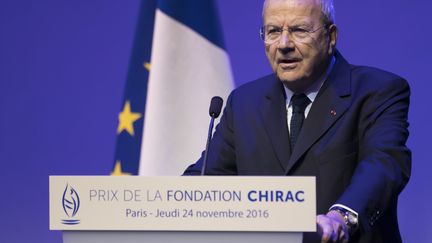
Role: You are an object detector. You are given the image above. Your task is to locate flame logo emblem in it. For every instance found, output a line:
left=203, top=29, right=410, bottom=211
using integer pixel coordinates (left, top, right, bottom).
left=61, top=184, right=80, bottom=225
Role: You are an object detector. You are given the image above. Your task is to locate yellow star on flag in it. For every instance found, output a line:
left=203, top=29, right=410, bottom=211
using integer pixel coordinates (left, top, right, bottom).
left=111, top=161, right=131, bottom=176
left=143, top=62, right=151, bottom=71
left=117, top=101, right=142, bottom=136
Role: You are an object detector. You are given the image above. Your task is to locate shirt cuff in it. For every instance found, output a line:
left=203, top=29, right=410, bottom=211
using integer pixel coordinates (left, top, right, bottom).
left=329, top=203, right=359, bottom=217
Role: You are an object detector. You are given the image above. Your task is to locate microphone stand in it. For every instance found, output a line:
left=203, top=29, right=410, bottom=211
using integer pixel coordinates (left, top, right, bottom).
left=201, top=114, right=216, bottom=176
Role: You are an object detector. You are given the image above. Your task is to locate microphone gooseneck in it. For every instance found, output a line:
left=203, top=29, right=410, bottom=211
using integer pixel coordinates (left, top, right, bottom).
left=201, top=96, right=223, bottom=175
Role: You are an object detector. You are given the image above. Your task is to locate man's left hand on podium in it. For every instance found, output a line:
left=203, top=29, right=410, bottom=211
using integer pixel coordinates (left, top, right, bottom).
left=316, top=211, right=349, bottom=243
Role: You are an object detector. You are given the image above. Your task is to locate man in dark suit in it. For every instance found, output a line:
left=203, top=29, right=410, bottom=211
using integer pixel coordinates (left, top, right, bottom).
left=184, top=0, right=411, bottom=242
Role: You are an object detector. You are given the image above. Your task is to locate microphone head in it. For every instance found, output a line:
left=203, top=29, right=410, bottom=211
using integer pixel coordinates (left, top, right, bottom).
left=209, top=96, right=223, bottom=118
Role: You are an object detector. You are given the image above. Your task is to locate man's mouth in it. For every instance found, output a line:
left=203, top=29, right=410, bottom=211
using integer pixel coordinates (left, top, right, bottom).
left=277, top=58, right=301, bottom=69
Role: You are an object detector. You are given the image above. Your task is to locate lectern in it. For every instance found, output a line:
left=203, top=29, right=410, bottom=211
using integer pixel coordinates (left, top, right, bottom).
left=50, top=176, right=316, bottom=243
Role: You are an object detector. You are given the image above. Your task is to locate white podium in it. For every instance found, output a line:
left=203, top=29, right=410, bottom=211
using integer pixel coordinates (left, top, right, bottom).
left=63, top=231, right=302, bottom=243
left=50, top=176, right=316, bottom=243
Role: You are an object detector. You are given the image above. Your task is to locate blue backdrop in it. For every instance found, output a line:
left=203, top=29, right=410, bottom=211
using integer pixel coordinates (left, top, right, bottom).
left=0, top=0, right=430, bottom=242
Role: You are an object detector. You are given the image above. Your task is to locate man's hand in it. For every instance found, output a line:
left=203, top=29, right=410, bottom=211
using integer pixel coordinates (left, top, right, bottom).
left=316, top=210, right=349, bottom=243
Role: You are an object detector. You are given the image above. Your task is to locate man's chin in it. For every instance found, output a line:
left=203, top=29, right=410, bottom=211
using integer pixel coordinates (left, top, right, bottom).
left=276, top=73, right=310, bottom=93
left=276, top=71, right=301, bottom=84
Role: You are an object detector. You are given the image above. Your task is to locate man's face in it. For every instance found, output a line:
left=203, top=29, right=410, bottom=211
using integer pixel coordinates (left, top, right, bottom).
left=263, top=0, right=337, bottom=92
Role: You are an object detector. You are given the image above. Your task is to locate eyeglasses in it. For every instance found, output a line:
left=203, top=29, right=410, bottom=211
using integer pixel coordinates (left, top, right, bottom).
left=259, top=24, right=329, bottom=44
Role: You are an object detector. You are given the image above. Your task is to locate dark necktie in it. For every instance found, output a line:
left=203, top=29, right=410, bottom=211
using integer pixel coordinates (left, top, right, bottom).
left=290, top=94, right=311, bottom=150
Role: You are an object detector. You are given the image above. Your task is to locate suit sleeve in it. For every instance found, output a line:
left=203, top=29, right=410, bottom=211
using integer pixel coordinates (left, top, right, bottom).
left=183, top=90, right=238, bottom=175
left=335, top=77, right=411, bottom=232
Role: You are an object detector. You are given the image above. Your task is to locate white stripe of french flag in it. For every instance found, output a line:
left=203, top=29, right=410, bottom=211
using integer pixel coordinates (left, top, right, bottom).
left=139, top=4, right=234, bottom=175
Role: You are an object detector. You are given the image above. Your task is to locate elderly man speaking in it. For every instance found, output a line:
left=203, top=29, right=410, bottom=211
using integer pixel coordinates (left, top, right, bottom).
left=184, top=0, right=411, bottom=242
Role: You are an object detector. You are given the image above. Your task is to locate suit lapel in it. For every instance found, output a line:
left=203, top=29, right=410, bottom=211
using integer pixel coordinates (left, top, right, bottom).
left=285, top=52, right=352, bottom=174
left=259, top=75, right=291, bottom=171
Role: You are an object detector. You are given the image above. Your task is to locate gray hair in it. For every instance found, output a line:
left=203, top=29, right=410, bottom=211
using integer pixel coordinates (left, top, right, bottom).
left=320, top=0, right=335, bottom=23
left=263, top=0, right=336, bottom=24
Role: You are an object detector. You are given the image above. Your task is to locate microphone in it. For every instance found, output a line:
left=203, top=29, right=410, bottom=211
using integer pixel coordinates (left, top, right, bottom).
left=209, top=96, right=223, bottom=118
left=201, top=96, right=223, bottom=175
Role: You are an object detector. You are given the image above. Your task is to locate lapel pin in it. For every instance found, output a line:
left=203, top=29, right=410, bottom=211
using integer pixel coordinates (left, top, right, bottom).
left=330, top=109, right=337, bottom=116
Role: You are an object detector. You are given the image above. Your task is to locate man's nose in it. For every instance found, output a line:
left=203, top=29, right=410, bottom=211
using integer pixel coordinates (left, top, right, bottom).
left=278, top=30, right=294, bottom=49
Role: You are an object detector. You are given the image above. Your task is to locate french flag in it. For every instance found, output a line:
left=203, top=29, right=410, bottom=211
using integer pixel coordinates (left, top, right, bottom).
left=113, top=0, right=234, bottom=176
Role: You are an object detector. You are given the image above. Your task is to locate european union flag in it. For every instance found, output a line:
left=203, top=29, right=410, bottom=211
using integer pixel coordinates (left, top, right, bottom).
left=112, top=0, right=156, bottom=175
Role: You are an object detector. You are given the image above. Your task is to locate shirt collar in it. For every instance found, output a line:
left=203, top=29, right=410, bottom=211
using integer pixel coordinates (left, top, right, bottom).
left=284, top=55, right=336, bottom=105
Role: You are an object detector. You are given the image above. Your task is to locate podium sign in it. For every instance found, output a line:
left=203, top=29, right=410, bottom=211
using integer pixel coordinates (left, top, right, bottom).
left=50, top=176, right=316, bottom=232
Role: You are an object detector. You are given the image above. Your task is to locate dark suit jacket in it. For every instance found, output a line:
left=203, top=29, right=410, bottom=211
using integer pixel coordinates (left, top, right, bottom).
left=184, top=51, right=411, bottom=243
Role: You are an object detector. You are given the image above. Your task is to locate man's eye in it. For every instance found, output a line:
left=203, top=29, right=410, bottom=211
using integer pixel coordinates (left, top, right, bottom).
left=291, top=27, right=308, bottom=33
left=267, top=28, right=281, bottom=34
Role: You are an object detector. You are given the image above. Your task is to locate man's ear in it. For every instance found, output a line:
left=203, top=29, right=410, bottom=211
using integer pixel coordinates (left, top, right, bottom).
left=328, top=24, right=338, bottom=55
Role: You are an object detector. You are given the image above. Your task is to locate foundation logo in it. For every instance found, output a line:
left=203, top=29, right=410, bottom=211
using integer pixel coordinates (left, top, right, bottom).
left=61, top=184, right=81, bottom=225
